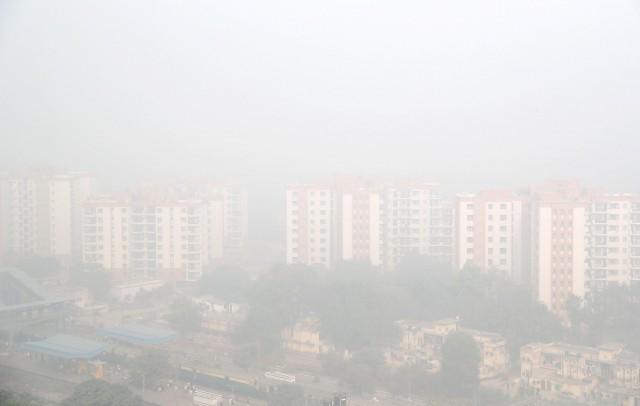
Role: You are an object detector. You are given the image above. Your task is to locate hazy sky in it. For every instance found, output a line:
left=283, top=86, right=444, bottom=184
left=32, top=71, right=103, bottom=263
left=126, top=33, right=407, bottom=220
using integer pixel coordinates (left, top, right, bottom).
left=1, top=0, right=639, bottom=194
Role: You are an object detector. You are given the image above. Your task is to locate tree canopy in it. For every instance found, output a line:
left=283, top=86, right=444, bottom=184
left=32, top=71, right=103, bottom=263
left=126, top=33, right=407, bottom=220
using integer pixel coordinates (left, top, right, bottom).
left=439, top=332, right=481, bottom=397
left=61, top=379, right=141, bottom=406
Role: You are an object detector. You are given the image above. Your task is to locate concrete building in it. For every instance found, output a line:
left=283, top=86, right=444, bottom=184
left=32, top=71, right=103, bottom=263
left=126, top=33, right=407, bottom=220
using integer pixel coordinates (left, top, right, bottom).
left=0, top=170, right=95, bottom=264
left=388, top=318, right=510, bottom=380
left=455, top=190, right=529, bottom=281
left=130, top=180, right=249, bottom=264
left=280, top=317, right=333, bottom=355
left=286, top=183, right=334, bottom=268
left=82, top=197, right=212, bottom=282
left=521, top=342, right=640, bottom=405
left=586, top=194, right=640, bottom=291
left=529, top=181, right=593, bottom=316
left=285, top=178, right=453, bottom=270
left=335, top=179, right=383, bottom=267
left=382, top=181, right=442, bottom=269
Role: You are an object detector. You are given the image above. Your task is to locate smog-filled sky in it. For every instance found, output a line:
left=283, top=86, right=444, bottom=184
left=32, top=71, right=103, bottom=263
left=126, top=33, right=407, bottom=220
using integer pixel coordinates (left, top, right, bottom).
left=1, top=0, right=639, bottom=193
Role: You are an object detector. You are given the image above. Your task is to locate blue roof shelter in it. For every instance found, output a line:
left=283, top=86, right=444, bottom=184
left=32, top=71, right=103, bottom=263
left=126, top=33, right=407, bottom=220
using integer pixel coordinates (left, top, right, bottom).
left=22, top=334, right=107, bottom=359
left=98, top=324, right=177, bottom=345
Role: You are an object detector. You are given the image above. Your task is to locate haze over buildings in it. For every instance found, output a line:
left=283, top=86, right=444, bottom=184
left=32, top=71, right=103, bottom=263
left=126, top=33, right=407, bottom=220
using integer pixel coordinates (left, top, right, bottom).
left=2, top=1, right=640, bottom=405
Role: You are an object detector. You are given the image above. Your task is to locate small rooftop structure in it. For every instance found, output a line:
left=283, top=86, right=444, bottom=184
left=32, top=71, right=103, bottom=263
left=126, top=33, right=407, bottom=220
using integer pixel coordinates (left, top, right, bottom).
left=99, top=324, right=177, bottom=345
left=22, top=334, right=107, bottom=359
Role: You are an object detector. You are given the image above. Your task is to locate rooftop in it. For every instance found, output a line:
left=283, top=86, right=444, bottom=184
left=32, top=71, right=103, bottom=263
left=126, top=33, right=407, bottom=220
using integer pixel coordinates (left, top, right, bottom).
left=22, top=334, right=106, bottom=359
left=98, top=324, right=178, bottom=345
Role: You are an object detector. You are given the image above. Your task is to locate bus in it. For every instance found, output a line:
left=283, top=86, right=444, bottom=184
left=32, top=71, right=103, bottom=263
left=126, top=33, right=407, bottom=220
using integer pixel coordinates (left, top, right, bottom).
left=264, top=371, right=296, bottom=383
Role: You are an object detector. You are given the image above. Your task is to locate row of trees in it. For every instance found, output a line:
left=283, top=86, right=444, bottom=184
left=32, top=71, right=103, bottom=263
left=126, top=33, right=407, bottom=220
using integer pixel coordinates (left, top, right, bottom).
left=233, top=257, right=565, bottom=358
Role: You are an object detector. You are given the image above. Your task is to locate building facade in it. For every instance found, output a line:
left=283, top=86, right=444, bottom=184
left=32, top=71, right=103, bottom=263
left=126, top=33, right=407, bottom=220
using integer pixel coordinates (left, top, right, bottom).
left=388, top=318, right=510, bottom=380
left=521, top=342, right=640, bottom=405
left=455, top=190, right=529, bottom=281
left=285, top=178, right=454, bottom=271
left=81, top=184, right=247, bottom=282
left=586, top=194, right=640, bottom=291
left=0, top=170, right=95, bottom=264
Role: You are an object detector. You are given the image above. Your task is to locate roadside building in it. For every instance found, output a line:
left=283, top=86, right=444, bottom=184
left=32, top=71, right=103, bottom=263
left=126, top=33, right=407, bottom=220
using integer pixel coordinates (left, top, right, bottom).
left=387, top=318, right=510, bottom=379
left=280, top=317, right=333, bottom=355
left=520, top=341, right=640, bottom=405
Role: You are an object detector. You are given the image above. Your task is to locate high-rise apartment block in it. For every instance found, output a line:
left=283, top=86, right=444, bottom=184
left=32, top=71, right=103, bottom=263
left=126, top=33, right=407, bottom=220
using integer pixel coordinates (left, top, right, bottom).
left=0, top=170, right=95, bottom=264
left=81, top=183, right=247, bottom=282
left=455, top=191, right=529, bottom=281
left=529, top=181, right=592, bottom=314
left=586, top=194, right=640, bottom=290
left=285, top=179, right=454, bottom=270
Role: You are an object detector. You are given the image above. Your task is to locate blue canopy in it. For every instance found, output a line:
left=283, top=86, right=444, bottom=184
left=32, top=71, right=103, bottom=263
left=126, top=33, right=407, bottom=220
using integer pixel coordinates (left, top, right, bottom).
left=98, top=324, right=177, bottom=345
left=22, top=334, right=106, bottom=359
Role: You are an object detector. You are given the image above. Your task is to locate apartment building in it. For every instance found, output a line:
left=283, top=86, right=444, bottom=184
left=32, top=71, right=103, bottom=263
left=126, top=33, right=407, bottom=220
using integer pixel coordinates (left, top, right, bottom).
left=0, top=170, right=94, bottom=263
left=335, top=179, right=384, bottom=266
left=382, top=181, right=440, bottom=269
left=286, top=183, right=334, bottom=268
left=131, top=180, right=248, bottom=264
left=285, top=178, right=453, bottom=270
left=82, top=184, right=246, bottom=282
left=83, top=198, right=211, bottom=282
left=586, top=194, right=640, bottom=291
left=529, top=181, right=593, bottom=316
left=430, top=196, right=456, bottom=266
left=388, top=318, right=510, bottom=379
left=82, top=197, right=130, bottom=278
left=455, top=191, right=528, bottom=281
left=521, top=342, right=640, bottom=405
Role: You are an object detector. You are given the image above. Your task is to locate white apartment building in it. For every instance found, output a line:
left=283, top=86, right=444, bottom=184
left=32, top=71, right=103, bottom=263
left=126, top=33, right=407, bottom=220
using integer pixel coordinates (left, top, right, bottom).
left=133, top=180, right=248, bottom=263
left=455, top=191, right=528, bottom=281
left=81, top=185, right=245, bottom=282
left=285, top=179, right=452, bottom=270
left=0, top=170, right=94, bottom=263
left=83, top=198, right=210, bottom=282
left=82, top=198, right=130, bottom=275
left=430, top=197, right=455, bottom=266
left=382, top=182, right=440, bottom=269
left=586, top=194, right=640, bottom=290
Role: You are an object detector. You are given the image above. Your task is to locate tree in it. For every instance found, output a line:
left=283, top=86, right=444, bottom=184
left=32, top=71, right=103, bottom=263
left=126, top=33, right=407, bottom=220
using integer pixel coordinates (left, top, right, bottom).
left=266, top=384, right=306, bottom=406
left=61, top=379, right=141, bottom=406
left=131, top=349, right=172, bottom=388
left=236, top=264, right=319, bottom=355
left=0, top=390, right=42, bottom=406
left=200, top=265, right=251, bottom=302
left=387, top=364, right=434, bottom=397
left=569, top=284, right=640, bottom=352
left=68, top=264, right=112, bottom=301
left=166, top=297, right=202, bottom=333
left=440, top=332, right=480, bottom=397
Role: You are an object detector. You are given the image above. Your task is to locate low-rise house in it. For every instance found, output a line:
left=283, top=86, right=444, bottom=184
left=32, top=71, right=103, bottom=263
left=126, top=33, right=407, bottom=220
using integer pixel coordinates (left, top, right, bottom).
left=520, top=342, right=640, bottom=405
left=386, top=318, right=510, bottom=379
left=199, top=300, right=246, bottom=336
left=280, top=317, right=333, bottom=355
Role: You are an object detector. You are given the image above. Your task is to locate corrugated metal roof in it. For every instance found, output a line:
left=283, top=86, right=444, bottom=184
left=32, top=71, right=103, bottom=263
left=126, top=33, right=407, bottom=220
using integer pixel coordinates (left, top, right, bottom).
left=22, top=334, right=106, bottom=359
